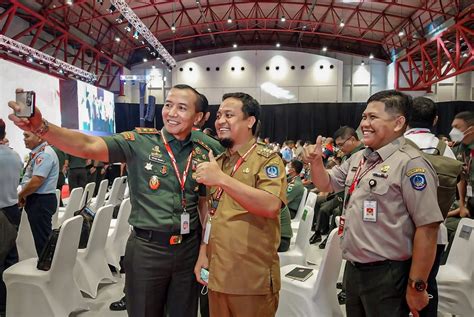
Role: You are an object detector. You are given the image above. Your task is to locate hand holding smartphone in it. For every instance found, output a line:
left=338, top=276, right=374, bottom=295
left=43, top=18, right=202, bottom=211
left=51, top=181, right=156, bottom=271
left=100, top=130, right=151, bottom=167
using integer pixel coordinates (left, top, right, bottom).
left=15, top=91, right=35, bottom=118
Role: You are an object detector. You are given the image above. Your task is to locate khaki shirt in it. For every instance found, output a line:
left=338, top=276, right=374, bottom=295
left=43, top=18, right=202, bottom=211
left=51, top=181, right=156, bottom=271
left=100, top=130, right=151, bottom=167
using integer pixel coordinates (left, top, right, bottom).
left=103, top=128, right=218, bottom=232
left=207, top=138, right=287, bottom=295
left=329, top=137, right=443, bottom=263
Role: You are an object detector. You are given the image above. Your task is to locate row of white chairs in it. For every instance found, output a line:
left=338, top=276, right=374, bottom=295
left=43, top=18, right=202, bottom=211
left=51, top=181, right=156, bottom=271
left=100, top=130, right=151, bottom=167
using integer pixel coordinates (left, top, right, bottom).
left=5, top=198, right=132, bottom=316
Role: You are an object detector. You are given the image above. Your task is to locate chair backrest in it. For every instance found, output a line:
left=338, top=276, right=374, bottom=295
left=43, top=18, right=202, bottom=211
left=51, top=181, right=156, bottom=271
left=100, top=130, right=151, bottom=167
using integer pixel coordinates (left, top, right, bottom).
left=294, top=206, right=314, bottom=252
left=111, top=198, right=132, bottom=240
left=83, top=205, right=114, bottom=257
left=92, top=179, right=108, bottom=212
left=50, top=215, right=83, bottom=274
left=115, top=176, right=128, bottom=205
left=446, top=218, right=474, bottom=271
left=52, top=189, right=61, bottom=228
left=79, top=182, right=96, bottom=209
left=16, top=210, right=38, bottom=261
left=61, top=187, right=83, bottom=225
left=305, top=192, right=317, bottom=209
left=293, top=187, right=308, bottom=222
left=106, top=177, right=122, bottom=206
left=312, top=228, right=344, bottom=315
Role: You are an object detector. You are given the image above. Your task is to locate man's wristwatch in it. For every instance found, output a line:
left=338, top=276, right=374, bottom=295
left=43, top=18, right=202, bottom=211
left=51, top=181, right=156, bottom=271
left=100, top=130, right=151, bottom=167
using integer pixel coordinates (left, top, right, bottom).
left=408, top=278, right=427, bottom=292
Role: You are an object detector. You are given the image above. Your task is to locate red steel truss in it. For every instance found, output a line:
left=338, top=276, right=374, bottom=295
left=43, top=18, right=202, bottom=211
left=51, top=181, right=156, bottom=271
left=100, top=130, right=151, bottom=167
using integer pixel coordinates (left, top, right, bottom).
left=395, top=8, right=473, bottom=91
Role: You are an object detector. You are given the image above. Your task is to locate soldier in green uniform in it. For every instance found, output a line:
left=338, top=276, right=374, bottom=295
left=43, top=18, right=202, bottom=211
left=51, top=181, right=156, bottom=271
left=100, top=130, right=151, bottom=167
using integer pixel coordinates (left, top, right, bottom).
left=286, top=159, right=305, bottom=219
left=8, top=85, right=221, bottom=317
left=63, top=154, right=88, bottom=190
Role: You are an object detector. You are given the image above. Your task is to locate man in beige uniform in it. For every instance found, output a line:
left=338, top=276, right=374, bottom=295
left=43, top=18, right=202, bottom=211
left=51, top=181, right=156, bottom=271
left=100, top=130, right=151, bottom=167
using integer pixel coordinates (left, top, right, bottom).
left=193, top=92, right=287, bottom=317
left=304, top=90, right=442, bottom=317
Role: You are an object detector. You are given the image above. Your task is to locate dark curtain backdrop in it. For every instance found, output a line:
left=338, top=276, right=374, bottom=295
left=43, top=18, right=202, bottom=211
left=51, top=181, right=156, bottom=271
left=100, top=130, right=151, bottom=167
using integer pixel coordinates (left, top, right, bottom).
left=115, top=101, right=474, bottom=144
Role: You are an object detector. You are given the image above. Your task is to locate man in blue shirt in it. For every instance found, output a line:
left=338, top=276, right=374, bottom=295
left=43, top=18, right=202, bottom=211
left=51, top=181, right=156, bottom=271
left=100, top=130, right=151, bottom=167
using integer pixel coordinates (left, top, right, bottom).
left=19, top=131, right=59, bottom=254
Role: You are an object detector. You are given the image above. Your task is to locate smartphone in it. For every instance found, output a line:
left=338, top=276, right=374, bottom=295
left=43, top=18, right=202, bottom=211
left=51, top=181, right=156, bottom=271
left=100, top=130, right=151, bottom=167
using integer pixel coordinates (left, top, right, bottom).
left=15, top=91, right=35, bottom=118
left=200, top=268, right=209, bottom=283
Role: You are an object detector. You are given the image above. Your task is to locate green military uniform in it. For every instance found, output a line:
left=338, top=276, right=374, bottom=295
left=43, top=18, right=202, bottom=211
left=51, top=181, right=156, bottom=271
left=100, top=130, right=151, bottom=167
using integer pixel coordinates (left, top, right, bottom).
left=278, top=205, right=293, bottom=252
left=286, top=175, right=304, bottom=219
left=102, top=127, right=222, bottom=317
left=51, top=146, right=66, bottom=192
left=65, top=154, right=88, bottom=190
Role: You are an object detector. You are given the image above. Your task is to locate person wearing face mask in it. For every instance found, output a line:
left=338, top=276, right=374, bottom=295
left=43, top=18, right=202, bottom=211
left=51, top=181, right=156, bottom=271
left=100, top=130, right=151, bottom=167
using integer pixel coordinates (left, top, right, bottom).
left=286, top=159, right=305, bottom=219
left=443, top=111, right=474, bottom=262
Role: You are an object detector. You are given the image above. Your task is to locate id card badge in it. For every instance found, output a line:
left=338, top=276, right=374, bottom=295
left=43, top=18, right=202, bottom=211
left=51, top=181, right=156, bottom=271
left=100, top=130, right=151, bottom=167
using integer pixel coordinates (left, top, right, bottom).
left=467, top=185, right=473, bottom=197
left=203, top=219, right=211, bottom=244
left=181, top=212, right=190, bottom=234
left=363, top=200, right=377, bottom=222
left=337, top=215, right=345, bottom=236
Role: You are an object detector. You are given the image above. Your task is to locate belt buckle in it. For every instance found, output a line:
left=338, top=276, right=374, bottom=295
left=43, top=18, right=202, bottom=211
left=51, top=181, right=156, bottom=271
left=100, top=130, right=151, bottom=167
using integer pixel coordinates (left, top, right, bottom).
left=169, top=235, right=182, bottom=245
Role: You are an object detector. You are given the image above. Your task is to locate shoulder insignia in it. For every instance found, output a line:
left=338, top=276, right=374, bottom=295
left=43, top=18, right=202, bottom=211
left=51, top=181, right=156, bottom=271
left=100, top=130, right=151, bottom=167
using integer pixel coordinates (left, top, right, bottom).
left=195, top=139, right=211, bottom=152
left=406, top=167, right=425, bottom=177
left=410, top=173, right=427, bottom=191
left=257, top=145, right=273, bottom=158
left=135, top=127, right=159, bottom=134
left=265, top=165, right=280, bottom=178
left=120, top=131, right=135, bottom=141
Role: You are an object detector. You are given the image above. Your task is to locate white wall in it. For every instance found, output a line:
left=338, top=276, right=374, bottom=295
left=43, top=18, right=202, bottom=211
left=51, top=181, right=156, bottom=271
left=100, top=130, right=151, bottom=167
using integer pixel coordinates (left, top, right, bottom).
left=0, top=59, right=61, bottom=160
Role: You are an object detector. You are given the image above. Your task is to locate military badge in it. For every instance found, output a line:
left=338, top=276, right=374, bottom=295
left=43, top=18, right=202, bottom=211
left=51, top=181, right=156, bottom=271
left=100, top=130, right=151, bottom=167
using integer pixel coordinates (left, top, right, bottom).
left=243, top=167, right=250, bottom=174
left=381, top=165, right=390, bottom=173
left=120, top=131, right=135, bottom=141
left=410, top=174, right=427, bottom=191
left=160, top=165, right=168, bottom=175
left=145, top=162, right=153, bottom=171
left=149, top=175, right=160, bottom=190
left=265, top=165, right=279, bottom=178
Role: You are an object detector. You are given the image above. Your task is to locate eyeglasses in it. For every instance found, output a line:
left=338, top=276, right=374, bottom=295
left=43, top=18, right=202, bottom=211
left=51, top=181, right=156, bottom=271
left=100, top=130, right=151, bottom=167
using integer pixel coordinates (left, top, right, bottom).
left=336, top=137, right=351, bottom=147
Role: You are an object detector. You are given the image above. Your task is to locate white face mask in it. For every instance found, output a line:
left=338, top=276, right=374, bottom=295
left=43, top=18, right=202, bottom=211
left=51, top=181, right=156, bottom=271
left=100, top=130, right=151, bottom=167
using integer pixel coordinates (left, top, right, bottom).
left=285, top=165, right=291, bottom=175
left=449, top=128, right=464, bottom=143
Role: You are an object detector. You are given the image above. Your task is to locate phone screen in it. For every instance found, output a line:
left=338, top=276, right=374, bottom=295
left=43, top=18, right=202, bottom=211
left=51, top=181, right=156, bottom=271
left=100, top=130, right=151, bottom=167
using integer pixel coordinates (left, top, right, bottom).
left=15, top=91, right=35, bottom=118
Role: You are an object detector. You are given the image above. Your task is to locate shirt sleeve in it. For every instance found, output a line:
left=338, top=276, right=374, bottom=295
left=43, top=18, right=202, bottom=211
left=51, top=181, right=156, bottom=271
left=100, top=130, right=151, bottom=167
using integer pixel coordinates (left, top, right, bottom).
left=101, top=132, right=136, bottom=163
left=32, top=152, right=55, bottom=178
left=401, top=156, right=443, bottom=227
left=256, top=154, right=288, bottom=205
left=328, top=154, right=353, bottom=192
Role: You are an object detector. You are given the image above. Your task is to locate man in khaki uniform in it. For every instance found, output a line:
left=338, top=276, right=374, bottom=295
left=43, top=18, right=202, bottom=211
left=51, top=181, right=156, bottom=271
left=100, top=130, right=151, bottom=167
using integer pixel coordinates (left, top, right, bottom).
left=9, top=85, right=220, bottom=317
left=304, top=90, right=443, bottom=317
left=193, top=92, right=287, bottom=317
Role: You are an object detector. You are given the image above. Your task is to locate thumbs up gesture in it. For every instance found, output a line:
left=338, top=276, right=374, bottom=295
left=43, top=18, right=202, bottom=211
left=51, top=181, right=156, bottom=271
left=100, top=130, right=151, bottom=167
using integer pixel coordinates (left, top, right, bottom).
left=302, top=135, right=324, bottom=165
left=195, top=150, right=224, bottom=186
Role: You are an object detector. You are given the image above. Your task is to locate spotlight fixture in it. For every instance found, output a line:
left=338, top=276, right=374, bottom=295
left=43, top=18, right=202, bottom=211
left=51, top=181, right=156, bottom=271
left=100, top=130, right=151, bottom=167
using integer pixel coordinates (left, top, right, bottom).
left=233, top=43, right=237, bottom=48
left=140, top=40, right=145, bottom=45
left=115, top=36, right=121, bottom=42
left=97, top=0, right=103, bottom=4
left=116, top=14, right=124, bottom=23
left=322, top=46, right=327, bottom=52
left=65, top=0, right=73, bottom=6
left=143, top=58, right=148, bottom=62
left=369, top=54, right=374, bottom=59
left=398, top=30, right=405, bottom=37
left=133, top=30, right=139, bottom=39
left=171, top=23, right=176, bottom=32
left=58, top=69, right=64, bottom=74
left=227, top=17, right=232, bottom=23
left=26, top=56, right=34, bottom=63
left=108, top=5, right=116, bottom=13
left=150, top=51, right=156, bottom=56
left=339, top=20, right=345, bottom=27
left=463, top=52, right=468, bottom=58
left=124, top=23, right=132, bottom=32
left=187, top=49, right=192, bottom=54
left=280, top=16, right=286, bottom=22
left=276, top=43, right=280, bottom=48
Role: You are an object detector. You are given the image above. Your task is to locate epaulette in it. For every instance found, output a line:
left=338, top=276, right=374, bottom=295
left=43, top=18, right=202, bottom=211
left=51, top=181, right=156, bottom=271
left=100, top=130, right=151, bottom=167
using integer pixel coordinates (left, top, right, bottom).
left=257, top=141, right=266, bottom=146
left=256, top=145, right=274, bottom=158
left=135, top=127, right=160, bottom=134
left=195, top=139, right=211, bottom=152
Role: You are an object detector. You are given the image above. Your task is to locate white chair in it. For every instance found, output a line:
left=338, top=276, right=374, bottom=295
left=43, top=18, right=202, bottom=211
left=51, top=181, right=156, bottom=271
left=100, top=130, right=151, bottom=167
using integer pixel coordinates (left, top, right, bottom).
left=4, top=216, right=88, bottom=317
left=437, top=217, right=474, bottom=316
left=277, top=228, right=344, bottom=317
left=74, top=205, right=116, bottom=298
left=91, top=179, right=108, bottom=212
left=105, top=198, right=132, bottom=271
left=51, top=189, right=61, bottom=229
left=279, top=205, right=314, bottom=267
left=79, top=182, right=96, bottom=210
left=16, top=210, right=38, bottom=261
left=291, top=187, right=308, bottom=222
left=104, top=177, right=123, bottom=208
left=291, top=191, right=317, bottom=234
left=56, top=187, right=83, bottom=228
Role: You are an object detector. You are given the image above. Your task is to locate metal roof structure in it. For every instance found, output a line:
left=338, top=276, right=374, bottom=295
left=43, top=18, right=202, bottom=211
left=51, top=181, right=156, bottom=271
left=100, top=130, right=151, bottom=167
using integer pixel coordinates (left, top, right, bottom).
left=0, top=0, right=472, bottom=90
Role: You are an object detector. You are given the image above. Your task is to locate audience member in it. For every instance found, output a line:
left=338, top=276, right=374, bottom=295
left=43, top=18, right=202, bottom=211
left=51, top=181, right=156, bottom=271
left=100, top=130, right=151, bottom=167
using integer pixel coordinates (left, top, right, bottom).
left=64, top=153, right=88, bottom=190
left=303, top=90, right=442, bottom=316
left=294, top=139, right=304, bottom=159
left=194, top=92, right=286, bottom=317
left=278, top=205, right=293, bottom=252
left=0, top=119, right=22, bottom=315
left=280, top=140, right=295, bottom=163
left=19, top=131, right=59, bottom=255
left=286, top=159, right=305, bottom=219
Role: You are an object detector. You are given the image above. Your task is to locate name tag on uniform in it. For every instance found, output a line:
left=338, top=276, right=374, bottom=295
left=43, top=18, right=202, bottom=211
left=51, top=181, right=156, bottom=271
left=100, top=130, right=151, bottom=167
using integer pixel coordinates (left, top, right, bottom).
left=363, top=200, right=377, bottom=222
left=181, top=212, right=190, bottom=234
left=203, top=220, right=211, bottom=244
left=467, top=185, right=473, bottom=197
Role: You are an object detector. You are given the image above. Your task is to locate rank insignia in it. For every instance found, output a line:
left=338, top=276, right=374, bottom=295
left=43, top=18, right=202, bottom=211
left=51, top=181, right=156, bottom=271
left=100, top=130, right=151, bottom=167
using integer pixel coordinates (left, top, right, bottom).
left=121, top=131, right=135, bottom=141
left=406, top=168, right=426, bottom=177
left=149, top=175, right=160, bottom=190
left=149, top=155, right=166, bottom=164
left=243, top=167, right=250, bottom=174
left=381, top=165, right=390, bottom=173
left=145, top=162, right=153, bottom=171
left=160, top=165, right=168, bottom=175
left=265, top=165, right=279, bottom=178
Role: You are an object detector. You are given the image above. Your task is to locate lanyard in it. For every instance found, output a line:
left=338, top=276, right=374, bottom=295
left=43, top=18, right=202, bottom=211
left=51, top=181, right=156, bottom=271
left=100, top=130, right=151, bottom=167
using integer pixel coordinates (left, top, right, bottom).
left=343, top=156, right=381, bottom=211
left=210, top=143, right=258, bottom=215
left=161, top=132, right=193, bottom=212
left=405, top=129, right=430, bottom=135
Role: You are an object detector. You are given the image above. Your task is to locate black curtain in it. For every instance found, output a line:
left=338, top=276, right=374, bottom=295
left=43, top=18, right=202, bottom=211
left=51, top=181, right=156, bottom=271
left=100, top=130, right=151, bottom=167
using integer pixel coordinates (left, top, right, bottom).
left=115, top=101, right=474, bottom=144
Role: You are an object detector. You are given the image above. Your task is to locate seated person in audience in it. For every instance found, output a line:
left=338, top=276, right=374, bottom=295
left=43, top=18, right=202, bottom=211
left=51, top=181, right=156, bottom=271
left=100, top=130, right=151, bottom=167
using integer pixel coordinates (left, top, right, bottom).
left=294, top=139, right=304, bottom=159
left=280, top=140, right=295, bottom=163
left=286, top=159, right=305, bottom=219
left=322, top=137, right=334, bottom=166
left=278, top=205, right=293, bottom=252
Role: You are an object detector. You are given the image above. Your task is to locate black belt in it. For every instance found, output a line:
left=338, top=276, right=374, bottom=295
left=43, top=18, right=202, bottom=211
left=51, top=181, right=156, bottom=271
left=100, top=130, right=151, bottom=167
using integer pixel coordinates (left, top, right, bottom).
left=350, top=259, right=410, bottom=269
left=133, top=227, right=197, bottom=245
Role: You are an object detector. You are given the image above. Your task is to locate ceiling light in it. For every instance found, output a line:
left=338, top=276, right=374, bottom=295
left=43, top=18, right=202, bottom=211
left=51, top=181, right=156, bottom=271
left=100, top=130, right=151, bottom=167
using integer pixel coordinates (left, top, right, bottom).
left=398, top=30, right=405, bottom=37
left=26, top=56, right=34, bottom=63
left=152, top=65, right=156, bottom=69
left=276, top=43, right=280, bottom=48
left=227, top=17, right=232, bottom=23
left=339, top=20, right=345, bottom=27
left=133, top=30, right=139, bottom=39
left=143, top=58, right=148, bottom=62
left=116, top=14, right=124, bottom=23
left=65, top=0, right=73, bottom=6
left=140, top=40, right=145, bottom=45
left=322, top=46, right=327, bottom=52
left=115, top=36, right=121, bottom=42
left=302, top=25, right=307, bottom=30
left=58, top=69, right=64, bottom=74
left=150, top=51, right=156, bottom=56
left=187, top=49, right=192, bottom=54
left=463, top=52, right=469, bottom=58
left=171, top=23, right=176, bottom=32
left=280, top=16, right=286, bottom=22
left=233, top=43, right=237, bottom=48
left=97, top=0, right=103, bottom=4
left=369, top=54, right=374, bottom=59
left=108, top=5, right=116, bottom=13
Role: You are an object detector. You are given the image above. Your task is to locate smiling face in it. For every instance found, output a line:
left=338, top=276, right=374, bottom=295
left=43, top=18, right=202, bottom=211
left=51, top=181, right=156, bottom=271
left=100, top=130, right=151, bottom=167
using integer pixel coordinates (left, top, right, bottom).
left=215, top=97, right=256, bottom=150
left=162, top=88, right=203, bottom=140
left=360, top=101, right=406, bottom=150
left=23, top=131, right=42, bottom=150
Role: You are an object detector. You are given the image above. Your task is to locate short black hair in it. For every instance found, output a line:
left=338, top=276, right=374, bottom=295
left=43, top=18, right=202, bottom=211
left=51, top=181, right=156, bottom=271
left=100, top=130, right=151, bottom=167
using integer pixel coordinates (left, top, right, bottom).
left=333, top=126, right=358, bottom=141
left=408, top=97, right=437, bottom=129
left=454, top=111, right=474, bottom=126
left=290, top=159, right=304, bottom=174
left=172, top=84, right=207, bottom=113
left=0, top=118, right=5, bottom=140
left=367, top=90, right=412, bottom=118
left=222, top=92, right=261, bottom=135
